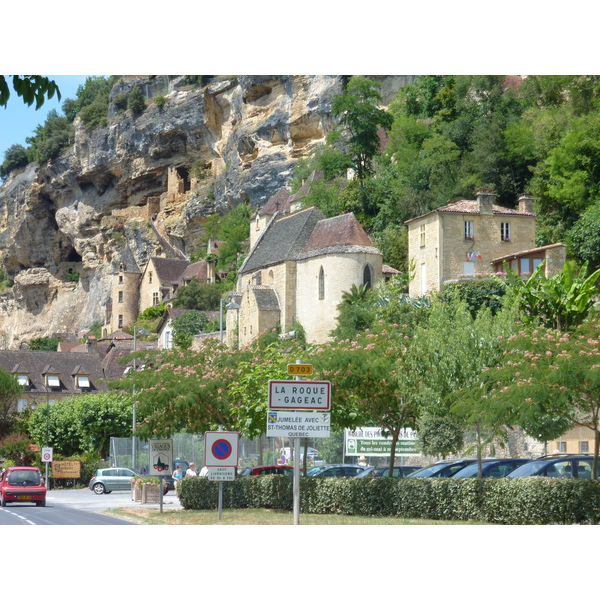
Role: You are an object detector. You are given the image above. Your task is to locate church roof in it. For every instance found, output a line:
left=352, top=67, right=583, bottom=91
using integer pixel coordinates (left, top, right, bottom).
left=258, top=187, right=292, bottom=217
left=300, top=213, right=376, bottom=254
left=251, top=286, right=280, bottom=311
left=149, top=257, right=189, bottom=284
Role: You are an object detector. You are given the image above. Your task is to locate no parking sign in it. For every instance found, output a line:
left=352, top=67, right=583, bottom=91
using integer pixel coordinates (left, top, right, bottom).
left=204, top=431, right=239, bottom=467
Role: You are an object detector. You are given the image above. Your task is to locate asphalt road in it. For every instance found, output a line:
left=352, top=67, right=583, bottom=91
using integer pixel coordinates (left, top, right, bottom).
left=0, top=487, right=182, bottom=525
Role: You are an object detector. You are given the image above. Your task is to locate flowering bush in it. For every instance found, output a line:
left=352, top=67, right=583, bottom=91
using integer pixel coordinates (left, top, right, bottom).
left=130, top=475, right=161, bottom=489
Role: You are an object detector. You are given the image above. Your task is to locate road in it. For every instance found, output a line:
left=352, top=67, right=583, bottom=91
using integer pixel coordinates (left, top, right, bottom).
left=0, top=487, right=182, bottom=525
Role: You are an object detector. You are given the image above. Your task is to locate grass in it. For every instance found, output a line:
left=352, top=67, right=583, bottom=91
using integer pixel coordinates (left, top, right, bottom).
left=106, top=507, right=481, bottom=525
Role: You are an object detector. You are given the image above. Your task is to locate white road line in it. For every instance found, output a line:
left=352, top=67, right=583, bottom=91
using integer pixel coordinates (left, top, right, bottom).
left=0, top=507, right=36, bottom=524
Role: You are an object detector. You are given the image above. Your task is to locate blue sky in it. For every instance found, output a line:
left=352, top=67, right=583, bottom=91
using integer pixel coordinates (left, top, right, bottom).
left=0, top=75, right=92, bottom=160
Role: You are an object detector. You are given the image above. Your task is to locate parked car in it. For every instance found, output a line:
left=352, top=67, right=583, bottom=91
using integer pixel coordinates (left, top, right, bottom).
left=451, top=459, right=531, bottom=478
left=506, top=454, right=600, bottom=479
left=0, top=466, right=47, bottom=507
left=356, top=465, right=423, bottom=478
left=306, top=464, right=366, bottom=477
left=89, top=467, right=139, bottom=494
left=406, top=458, right=479, bottom=478
left=238, top=465, right=296, bottom=476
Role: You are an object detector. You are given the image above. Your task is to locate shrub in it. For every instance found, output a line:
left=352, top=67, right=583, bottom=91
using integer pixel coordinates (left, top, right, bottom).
left=128, top=86, right=146, bottom=116
left=0, top=144, right=29, bottom=178
left=154, top=95, right=167, bottom=111
left=177, top=475, right=600, bottom=524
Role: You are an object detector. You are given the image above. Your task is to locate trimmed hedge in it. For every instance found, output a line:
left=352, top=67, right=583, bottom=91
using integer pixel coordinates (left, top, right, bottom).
left=177, top=475, right=600, bottom=524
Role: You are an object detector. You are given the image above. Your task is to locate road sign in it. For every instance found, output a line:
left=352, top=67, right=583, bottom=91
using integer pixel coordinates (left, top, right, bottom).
left=205, top=431, right=239, bottom=467
left=287, top=363, right=313, bottom=376
left=208, top=467, right=236, bottom=481
left=41, top=447, right=53, bottom=463
left=345, top=427, right=420, bottom=456
left=149, top=439, right=173, bottom=475
left=267, top=411, right=331, bottom=438
left=268, top=380, right=331, bottom=411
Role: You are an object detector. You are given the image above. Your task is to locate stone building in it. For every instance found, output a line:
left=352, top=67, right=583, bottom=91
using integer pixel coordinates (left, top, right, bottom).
left=405, top=188, right=565, bottom=297
left=226, top=202, right=383, bottom=348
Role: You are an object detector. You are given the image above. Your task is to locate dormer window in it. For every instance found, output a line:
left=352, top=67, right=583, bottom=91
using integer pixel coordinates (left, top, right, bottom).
left=77, top=375, right=90, bottom=388
left=17, top=374, right=29, bottom=387
left=46, top=375, right=60, bottom=388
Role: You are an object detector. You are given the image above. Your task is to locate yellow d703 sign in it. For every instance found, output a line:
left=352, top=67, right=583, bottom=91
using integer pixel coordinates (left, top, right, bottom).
left=287, top=364, right=313, bottom=376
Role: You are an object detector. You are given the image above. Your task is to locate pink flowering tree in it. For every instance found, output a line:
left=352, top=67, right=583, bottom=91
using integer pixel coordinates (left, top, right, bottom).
left=488, top=317, right=600, bottom=479
left=311, top=322, right=421, bottom=474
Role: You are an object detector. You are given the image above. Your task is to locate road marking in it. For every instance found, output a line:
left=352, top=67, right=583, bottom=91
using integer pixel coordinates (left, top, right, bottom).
left=0, top=507, right=36, bottom=524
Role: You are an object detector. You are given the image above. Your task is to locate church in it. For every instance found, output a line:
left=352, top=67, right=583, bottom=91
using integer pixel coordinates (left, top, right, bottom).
left=224, top=181, right=385, bottom=348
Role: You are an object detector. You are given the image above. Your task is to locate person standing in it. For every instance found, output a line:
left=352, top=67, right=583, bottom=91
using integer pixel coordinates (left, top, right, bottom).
left=186, top=463, right=198, bottom=476
left=172, top=464, right=183, bottom=482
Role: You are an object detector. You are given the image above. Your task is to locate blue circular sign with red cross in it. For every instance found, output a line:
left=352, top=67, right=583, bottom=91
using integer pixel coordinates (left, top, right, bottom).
left=205, top=431, right=239, bottom=467
left=212, top=438, right=232, bottom=460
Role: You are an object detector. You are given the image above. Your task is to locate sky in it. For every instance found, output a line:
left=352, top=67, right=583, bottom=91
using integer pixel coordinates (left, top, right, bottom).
left=0, top=76, right=91, bottom=159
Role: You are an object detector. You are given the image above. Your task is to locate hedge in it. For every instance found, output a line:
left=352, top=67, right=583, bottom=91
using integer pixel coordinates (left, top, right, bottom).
left=177, top=475, right=600, bottom=524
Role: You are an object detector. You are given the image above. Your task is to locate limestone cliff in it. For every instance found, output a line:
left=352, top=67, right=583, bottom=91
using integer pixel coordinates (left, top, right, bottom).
left=0, top=75, right=413, bottom=349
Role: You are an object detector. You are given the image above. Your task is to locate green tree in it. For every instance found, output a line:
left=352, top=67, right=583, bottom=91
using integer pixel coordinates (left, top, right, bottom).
left=0, top=144, right=29, bottom=178
left=331, top=76, right=393, bottom=187
left=0, top=75, right=60, bottom=109
left=172, top=280, right=221, bottom=311
left=127, top=86, right=146, bottom=115
left=25, top=109, right=74, bottom=163
left=330, top=284, right=376, bottom=340
left=28, top=337, right=60, bottom=351
left=0, top=368, right=22, bottom=431
left=171, top=310, right=209, bottom=348
left=567, top=200, right=600, bottom=271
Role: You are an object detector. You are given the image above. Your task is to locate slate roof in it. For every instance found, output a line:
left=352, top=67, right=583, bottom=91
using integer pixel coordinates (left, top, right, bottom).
left=0, top=350, right=120, bottom=395
left=405, top=199, right=536, bottom=223
left=150, top=257, right=190, bottom=285
left=251, top=286, right=280, bottom=311
left=180, top=260, right=210, bottom=282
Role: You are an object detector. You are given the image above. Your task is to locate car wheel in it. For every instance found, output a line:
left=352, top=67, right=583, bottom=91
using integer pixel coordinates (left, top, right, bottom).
left=1, top=496, right=6, bottom=507
left=92, top=482, right=106, bottom=495
left=36, top=500, right=46, bottom=507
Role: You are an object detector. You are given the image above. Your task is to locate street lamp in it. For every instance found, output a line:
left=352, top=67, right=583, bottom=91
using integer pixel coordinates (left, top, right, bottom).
left=132, top=326, right=151, bottom=471
left=219, top=296, right=240, bottom=343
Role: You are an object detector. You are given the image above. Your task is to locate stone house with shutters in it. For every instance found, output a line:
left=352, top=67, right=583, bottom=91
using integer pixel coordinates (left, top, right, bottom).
left=226, top=202, right=383, bottom=348
left=405, top=188, right=566, bottom=297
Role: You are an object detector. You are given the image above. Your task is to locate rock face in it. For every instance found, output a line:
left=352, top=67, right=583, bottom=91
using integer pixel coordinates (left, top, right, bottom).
left=0, top=75, right=412, bottom=349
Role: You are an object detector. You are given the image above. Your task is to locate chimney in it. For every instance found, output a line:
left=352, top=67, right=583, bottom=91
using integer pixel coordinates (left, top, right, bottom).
left=86, top=336, right=98, bottom=354
left=519, top=194, right=534, bottom=214
left=476, top=188, right=495, bottom=215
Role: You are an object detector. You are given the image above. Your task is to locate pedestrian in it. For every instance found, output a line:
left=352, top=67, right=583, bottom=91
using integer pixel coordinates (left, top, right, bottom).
left=199, top=464, right=209, bottom=476
left=172, top=464, right=183, bottom=482
left=186, top=462, right=198, bottom=476
left=358, top=455, right=368, bottom=467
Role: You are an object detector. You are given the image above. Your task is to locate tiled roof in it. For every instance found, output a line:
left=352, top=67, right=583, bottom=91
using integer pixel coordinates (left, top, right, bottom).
left=300, top=213, right=376, bottom=254
left=491, top=243, right=566, bottom=263
left=181, top=260, right=209, bottom=282
left=406, top=199, right=536, bottom=223
left=382, top=264, right=401, bottom=274
left=288, top=171, right=323, bottom=205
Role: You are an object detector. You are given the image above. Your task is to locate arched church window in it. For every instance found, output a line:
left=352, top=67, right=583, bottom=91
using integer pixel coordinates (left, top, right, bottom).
left=319, top=266, right=325, bottom=300
left=363, top=265, right=372, bottom=289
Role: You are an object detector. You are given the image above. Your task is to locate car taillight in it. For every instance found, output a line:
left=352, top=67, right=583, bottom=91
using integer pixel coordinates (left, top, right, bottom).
left=90, top=477, right=96, bottom=482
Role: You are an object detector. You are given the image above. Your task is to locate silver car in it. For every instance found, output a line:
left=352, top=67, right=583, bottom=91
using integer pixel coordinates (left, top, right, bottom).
left=88, top=467, right=138, bottom=494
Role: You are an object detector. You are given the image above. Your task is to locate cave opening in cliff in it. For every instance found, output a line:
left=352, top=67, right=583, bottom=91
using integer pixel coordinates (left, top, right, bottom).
left=176, top=167, right=191, bottom=193
left=67, top=248, right=82, bottom=263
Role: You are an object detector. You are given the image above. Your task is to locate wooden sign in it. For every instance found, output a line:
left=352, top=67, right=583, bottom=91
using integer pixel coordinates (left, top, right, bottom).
left=52, top=460, right=81, bottom=478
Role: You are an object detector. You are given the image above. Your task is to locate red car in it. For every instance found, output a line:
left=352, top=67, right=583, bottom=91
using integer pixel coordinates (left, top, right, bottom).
left=0, top=466, right=47, bottom=507
left=238, top=465, right=296, bottom=476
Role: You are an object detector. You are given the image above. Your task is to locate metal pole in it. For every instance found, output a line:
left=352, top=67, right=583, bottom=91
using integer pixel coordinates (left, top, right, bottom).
left=132, top=327, right=137, bottom=471
left=294, top=360, right=302, bottom=526
left=45, top=387, right=49, bottom=489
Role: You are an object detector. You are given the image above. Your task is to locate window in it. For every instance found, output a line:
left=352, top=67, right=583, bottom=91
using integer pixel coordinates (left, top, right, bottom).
left=363, top=265, right=372, bottom=289
left=558, top=441, right=567, bottom=453
left=318, top=267, right=325, bottom=300
left=118, top=275, right=123, bottom=284
left=580, top=441, right=590, bottom=454
left=501, top=222, right=510, bottom=242
left=419, top=224, right=426, bottom=247
left=153, top=292, right=159, bottom=306
left=118, top=314, right=124, bottom=328
left=17, top=399, right=28, bottom=412
left=46, top=375, right=60, bottom=388
left=149, top=272, right=153, bottom=284
left=17, top=374, right=29, bottom=387
left=118, top=291, right=123, bottom=303
left=464, top=221, right=474, bottom=240
left=77, top=375, right=90, bottom=388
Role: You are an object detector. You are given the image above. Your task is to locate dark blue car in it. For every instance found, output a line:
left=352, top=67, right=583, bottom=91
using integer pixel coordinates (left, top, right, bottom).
left=451, top=458, right=530, bottom=478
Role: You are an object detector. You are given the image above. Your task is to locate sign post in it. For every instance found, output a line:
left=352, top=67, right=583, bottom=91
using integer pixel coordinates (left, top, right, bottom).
left=205, top=431, right=239, bottom=520
left=41, top=447, right=52, bottom=489
left=149, top=439, right=173, bottom=513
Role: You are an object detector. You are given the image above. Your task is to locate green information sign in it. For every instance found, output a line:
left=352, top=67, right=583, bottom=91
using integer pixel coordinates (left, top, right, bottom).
left=345, top=427, right=419, bottom=456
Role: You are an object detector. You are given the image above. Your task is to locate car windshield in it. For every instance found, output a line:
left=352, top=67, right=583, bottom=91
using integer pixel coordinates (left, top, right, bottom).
left=408, top=463, right=453, bottom=477
left=7, top=470, right=41, bottom=486
left=452, top=463, right=484, bottom=477
left=507, top=460, right=546, bottom=477
left=307, top=466, right=326, bottom=476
